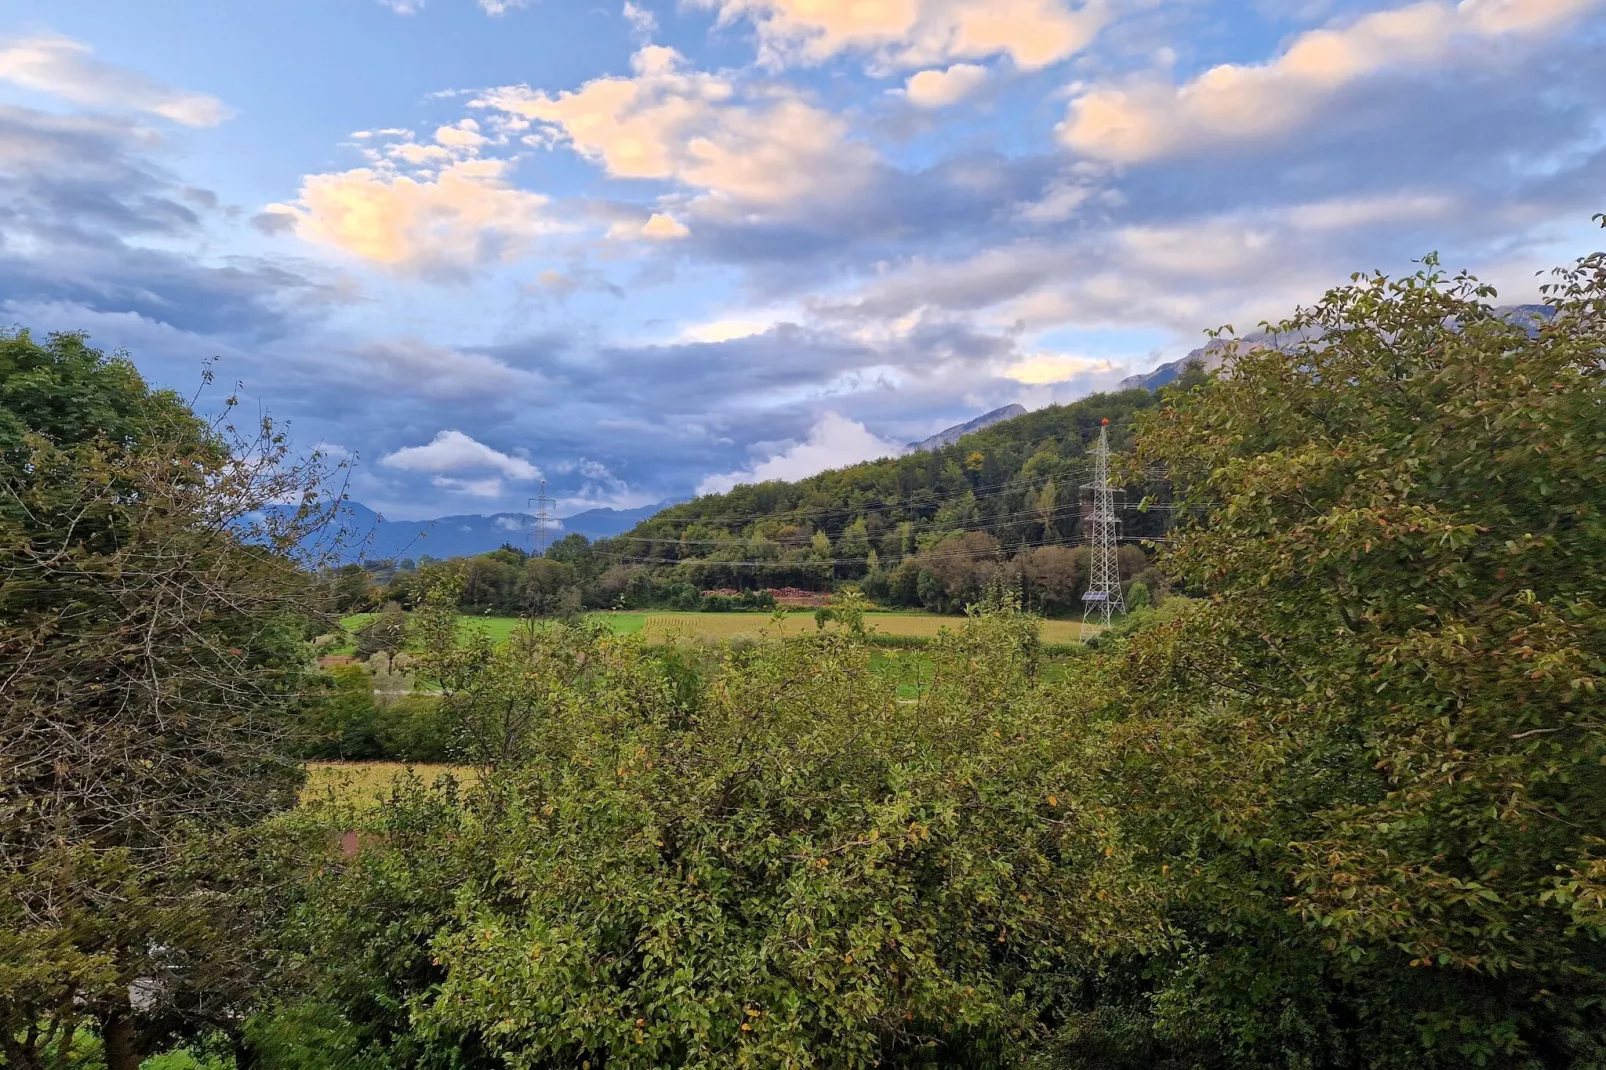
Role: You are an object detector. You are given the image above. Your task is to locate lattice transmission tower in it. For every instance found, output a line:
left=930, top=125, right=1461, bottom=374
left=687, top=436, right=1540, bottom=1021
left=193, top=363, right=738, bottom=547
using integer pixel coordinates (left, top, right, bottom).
left=529, top=480, right=556, bottom=557
left=1081, top=419, right=1126, bottom=639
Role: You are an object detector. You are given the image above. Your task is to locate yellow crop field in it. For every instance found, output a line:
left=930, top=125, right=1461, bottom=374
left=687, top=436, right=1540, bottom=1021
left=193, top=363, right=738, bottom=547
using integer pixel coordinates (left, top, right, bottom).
left=301, top=761, right=476, bottom=806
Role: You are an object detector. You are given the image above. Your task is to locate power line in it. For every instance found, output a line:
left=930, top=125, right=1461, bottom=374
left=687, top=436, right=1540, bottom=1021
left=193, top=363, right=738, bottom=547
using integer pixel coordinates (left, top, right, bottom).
left=594, top=499, right=1201, bottom=555
left=600, top=501, right=1205, bottom=550
left=620, top=463, right=1175, bottom=533
left=589, top=530, right=1172, bottom=570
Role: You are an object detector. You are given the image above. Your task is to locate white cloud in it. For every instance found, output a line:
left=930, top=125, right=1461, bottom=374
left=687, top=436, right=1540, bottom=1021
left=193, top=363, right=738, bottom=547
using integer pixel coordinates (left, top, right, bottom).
left=552, top=457, right=658, bottom=511
left=610, top=211, right=691, bottom=240
left=433, top=476, right=507, bottom=498
left=380, top=430, right=542, bottom=497
left=1013, top=177, right=1099, bottom=223
left=1059, top=0, right=1604, bottom=162
left=479, top=0, right=534, bottom=13
left=691, top=0, right=1106, bottom=70
left=0, top=34, right=231, bottom=126
left=433, top=117, right=489, bottom=150
left=642, top=212, right=690, bottom=239
left=814, top=189, right=1486, bottom=345
left=474, top=46, right=878, bottom=207
left=623, top=0, right=658, bottom=38
left=697, top=411, right=901, bottom=494
left=265, top=155, right=555, bottom=279
left=1283, top=192, right=1458, bottom=230
left=1001, top=351, right=1115, bottom=384
left=903, top=63, right=989, bottom=107
left=681, top=317, right=774, bottom=343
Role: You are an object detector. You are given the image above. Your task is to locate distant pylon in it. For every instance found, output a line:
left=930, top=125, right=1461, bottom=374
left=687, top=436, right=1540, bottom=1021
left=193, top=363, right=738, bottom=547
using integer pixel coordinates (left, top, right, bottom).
left=1081, top=419, right=1126, bottom=639
left=529, top=480, right=556, bottom=556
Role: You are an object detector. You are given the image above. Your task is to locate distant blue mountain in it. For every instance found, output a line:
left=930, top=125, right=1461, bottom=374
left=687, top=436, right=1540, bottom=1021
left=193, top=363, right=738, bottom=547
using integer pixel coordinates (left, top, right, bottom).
left=321, top=499, right=681, bottom=565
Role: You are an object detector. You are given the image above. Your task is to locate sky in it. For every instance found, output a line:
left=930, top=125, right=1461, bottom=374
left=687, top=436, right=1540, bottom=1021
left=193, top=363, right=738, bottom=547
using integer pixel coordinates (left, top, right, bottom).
left=1, top=0, right=1602, bottom=519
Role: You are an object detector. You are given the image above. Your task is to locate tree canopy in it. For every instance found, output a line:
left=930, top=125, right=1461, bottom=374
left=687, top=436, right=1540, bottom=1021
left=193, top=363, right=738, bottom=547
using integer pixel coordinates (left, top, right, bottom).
left=0, top=330, right=334, bottom=1069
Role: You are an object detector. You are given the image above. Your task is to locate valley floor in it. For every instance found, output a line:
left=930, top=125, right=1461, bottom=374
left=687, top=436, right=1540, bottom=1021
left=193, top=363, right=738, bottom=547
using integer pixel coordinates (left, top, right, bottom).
left=345, top=609, right=1097, bottom=646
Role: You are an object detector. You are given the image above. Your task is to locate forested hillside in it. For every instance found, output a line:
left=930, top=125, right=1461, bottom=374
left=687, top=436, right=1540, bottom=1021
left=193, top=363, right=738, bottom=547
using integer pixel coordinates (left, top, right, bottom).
left=588, top=383, right=1193, bottom=611
left=340, top=384, right=1195, bottom=618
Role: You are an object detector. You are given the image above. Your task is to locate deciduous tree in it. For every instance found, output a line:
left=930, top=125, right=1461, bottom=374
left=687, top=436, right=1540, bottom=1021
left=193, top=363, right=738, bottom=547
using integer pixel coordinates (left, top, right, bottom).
left=0, top=331, right=339, bottom=1068
left=1097, top=234, right=1606, bottom=1064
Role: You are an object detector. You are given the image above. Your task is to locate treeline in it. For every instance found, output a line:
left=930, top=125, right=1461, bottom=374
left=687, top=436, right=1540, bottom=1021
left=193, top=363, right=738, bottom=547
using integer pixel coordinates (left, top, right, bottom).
left=328, top=385, right=1190, bottom=618
left=596, top=386, right=1179, bottom=599
left=329, top=536, right=1158, bottom=618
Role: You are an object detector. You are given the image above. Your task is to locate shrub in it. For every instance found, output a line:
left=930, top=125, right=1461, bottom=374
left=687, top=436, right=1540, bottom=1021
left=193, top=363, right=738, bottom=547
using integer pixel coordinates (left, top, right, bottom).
left=296, top=666, right=382, bottom=760
left=280, top=606, right=1159, bottom=1068
left=372, top=694, right=455, bottom=764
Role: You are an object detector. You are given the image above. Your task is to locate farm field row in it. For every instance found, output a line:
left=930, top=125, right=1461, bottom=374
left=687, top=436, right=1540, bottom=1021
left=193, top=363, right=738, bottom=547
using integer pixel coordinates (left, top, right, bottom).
left=343, top=610, right=1095, bottom=646
left=302, top=761, right=475, bottom=805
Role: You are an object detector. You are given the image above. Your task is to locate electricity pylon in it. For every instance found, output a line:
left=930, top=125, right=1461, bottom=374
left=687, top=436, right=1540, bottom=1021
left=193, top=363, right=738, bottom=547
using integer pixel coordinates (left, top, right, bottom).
left=1081, top=419, right=1125, bottom=639
left=529, top=481, right=555, bottom=557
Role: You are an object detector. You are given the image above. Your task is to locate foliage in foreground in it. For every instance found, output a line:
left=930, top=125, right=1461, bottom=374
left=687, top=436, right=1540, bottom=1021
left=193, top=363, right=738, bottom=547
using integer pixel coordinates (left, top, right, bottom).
left=1093, top=244, right=1606, bottom=1064
left=283, top=603, right=1159, bottom=1069
left=6, top=222, right=1605, bottom=1068
left=271, top=233, right=1606, bottom=1069
left=0, top=331, right=337, bottom=1069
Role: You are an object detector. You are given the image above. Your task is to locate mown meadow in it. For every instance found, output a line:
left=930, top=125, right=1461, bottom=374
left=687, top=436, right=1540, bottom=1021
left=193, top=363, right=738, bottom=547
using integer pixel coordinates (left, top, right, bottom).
left=341, top=608, right=1095, bottom=646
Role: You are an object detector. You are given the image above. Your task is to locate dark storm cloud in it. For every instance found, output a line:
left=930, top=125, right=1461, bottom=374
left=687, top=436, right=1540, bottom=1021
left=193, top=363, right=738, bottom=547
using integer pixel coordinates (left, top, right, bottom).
left=680, top=150, right=1063, bottom=278
left=0, top=103, right=350, bottom=351
left=323, top=315, right=1039, bottom=515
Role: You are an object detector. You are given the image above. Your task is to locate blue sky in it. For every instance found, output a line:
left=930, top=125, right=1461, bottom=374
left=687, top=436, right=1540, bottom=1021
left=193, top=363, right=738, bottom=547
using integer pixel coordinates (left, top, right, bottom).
left=2, top=0, right=1602, bottom=518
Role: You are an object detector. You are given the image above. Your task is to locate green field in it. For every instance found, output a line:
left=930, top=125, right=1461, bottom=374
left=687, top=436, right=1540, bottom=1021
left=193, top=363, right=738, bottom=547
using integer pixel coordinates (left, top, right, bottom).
left=340, top=609, right=1094, bottom=647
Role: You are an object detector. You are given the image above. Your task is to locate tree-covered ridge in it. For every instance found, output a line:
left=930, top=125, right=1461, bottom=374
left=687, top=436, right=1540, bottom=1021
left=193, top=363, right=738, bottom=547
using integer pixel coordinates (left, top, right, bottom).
left=581, top=386, right=1185, bottom=610
left=619, top=388, right=1167, bottom=557
left=336, top=387, right=1186, bottom=619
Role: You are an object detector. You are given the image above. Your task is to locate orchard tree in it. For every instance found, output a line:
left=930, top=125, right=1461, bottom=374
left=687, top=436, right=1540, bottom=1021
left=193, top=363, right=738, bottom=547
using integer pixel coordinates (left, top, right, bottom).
left=415, top=573, right=594, bottom=767
left=355, top=600, right=409, bottom=672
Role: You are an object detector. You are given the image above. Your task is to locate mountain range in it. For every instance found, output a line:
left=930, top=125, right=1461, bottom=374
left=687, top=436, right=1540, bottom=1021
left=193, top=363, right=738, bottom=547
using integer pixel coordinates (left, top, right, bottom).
left=905, top=404, right=1027, bottom=451
left=332, top=407, right=1040, bottom=565
left=328, top=499, right=679, bottom=565
left=1118, top=338, right=1236, bottom=391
